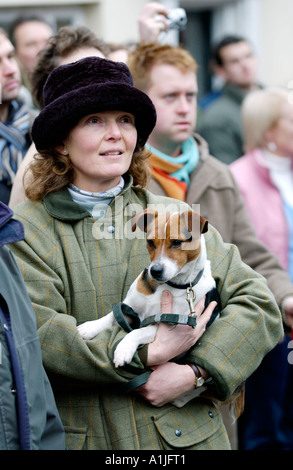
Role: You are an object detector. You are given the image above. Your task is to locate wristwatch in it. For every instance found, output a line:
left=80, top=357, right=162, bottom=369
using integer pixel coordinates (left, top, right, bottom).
left=188, top=363, right=205, bottom=388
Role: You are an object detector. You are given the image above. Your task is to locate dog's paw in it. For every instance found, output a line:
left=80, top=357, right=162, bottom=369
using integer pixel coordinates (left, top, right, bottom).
left=77, top=320, right=104, bottom=340
left=113, top=339, right=137, bottom=368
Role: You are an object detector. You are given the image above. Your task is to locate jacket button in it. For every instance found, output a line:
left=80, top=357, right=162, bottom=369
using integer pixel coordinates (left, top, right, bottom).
left=208, top=411, right=214, bottom=418
left=175, top=429, right=182, bottom=437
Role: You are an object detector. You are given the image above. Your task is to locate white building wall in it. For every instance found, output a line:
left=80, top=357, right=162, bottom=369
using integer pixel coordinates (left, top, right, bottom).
left=84, top=0, right=147, bottom=44
left=0, top=0, right=292, bottom=88
left=259, top=0, right=293, bottom=88
left=210, top=0, right=293, bottom=89
left=0, top=0, right=148, bottom=44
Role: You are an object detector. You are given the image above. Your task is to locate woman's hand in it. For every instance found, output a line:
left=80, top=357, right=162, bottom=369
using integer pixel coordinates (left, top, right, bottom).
left=137, top=362, right=195, bottom=407
left=138, top=291, right=216, bottom=406
left=147, top=290, right=217, bottom=366
left=282, top=295, right=293, bottom=329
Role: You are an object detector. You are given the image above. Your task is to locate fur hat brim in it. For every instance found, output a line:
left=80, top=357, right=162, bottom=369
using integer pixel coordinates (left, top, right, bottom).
left=32, top=82, right=156, bottom=151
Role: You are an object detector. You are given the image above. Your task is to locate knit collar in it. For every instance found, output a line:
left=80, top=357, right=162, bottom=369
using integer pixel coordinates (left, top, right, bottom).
left=68, top=177, right=125, bottom=198
left=259, top=149, right=293, bottom=208
left=43, top=174, right=133, bottom=221
left=68, top=177, right=125, bottom=217
left=259, top=149, right=293, bottom=171
left=146, top=137, right=199, bottom=184
left=223, top=83, right=262, bottom=104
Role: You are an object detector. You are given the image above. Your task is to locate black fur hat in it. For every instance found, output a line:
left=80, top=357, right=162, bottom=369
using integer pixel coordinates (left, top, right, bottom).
left=32, top=56, right=157, bottom=151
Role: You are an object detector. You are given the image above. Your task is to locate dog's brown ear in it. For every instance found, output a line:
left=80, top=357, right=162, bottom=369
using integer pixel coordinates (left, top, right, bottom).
left=199, top=215, right=208, bottom=234
left=185, top=211, right=208, bottom=235
left=131, top=209, right=157, bottom=232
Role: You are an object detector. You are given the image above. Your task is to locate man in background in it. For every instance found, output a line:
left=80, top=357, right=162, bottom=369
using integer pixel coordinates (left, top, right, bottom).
left=8, top=15, right=54, bottom=92
left=0, top=27, right=36, bottom=204
left=128, top=42, right=293, bottom=448
left=198, top=35, right=261, bottom=164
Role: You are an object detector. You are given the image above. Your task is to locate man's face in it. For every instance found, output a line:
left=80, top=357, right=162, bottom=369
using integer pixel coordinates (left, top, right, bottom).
left=13, top=21, right=53, bottom=74
left=0, top=33, right=21, bottom=104
left=147, top=63, right=198, bottom=156
left=216, top=41, right=257, bottom=90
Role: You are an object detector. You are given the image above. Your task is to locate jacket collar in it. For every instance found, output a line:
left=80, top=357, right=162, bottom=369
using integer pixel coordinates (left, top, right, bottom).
left=0, top=201, right=24, bottom=247
left=242, top=148, right=278, bottom=186
left=222, top=82, right=263, bottom=104
left=222, top=83, right=248, bottom=103
left=43, top=174, right=134, bottom=221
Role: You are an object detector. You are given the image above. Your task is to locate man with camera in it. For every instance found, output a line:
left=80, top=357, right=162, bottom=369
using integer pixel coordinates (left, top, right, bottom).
left=138, top=2, right=186, bottom=43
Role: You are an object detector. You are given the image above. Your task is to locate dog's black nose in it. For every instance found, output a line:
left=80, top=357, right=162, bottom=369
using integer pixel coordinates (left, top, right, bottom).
left=150, top=264, right=164, bottom=280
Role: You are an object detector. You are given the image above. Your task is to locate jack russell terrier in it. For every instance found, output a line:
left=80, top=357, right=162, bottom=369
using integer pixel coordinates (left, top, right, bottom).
left=78, top=209, right=220, bottom=373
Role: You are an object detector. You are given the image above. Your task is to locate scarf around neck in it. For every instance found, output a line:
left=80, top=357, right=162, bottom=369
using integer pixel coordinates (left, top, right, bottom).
left=0, top=100, right=31, bottom=185
left=259, top=149, right=293, bottom=281
left=259, top=149, right=293, bottom=208
left=68, top=177, right=125, bottom=217
left=146, top=137, right=199, bottom=201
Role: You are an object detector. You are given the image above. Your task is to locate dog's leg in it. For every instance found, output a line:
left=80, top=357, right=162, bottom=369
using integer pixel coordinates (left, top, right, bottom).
left=114, top=324, right=158, bottom=367
left=77, top=311, right=115, bottom=340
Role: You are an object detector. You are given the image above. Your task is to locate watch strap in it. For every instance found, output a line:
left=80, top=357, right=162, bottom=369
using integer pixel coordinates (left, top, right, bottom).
left=188, top=363, right=205, bottom=388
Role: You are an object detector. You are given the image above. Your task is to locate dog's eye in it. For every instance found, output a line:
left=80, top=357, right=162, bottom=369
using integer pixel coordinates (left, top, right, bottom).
left=147, top=239, right=156, bottom=249
left=171, top=239, right=183, bottom=248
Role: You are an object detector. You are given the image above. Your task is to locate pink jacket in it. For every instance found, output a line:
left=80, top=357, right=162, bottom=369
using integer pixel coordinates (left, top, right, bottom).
left=230, top=148, right=289, bottom=270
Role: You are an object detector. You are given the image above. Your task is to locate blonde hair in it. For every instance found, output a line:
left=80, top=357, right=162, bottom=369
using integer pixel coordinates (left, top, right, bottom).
left=242, top=87, right=290, bottom=151
left=127, top=43, right=197, bottom=93
left=0, top=27, right=8, bottom=38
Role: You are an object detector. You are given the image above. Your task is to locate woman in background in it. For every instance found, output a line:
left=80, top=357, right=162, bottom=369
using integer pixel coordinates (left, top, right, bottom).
left=231, top=87, right=293, bottom=450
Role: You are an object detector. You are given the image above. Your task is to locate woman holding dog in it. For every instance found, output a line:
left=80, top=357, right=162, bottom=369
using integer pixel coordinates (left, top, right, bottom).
left=9, top=56, right=283, bottom=450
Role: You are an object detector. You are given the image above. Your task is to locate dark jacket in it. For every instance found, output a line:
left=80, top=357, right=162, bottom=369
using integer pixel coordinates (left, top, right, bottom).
left=198, top=83, right=248, bottom=164
left=0, top=201, right=65, bottom=450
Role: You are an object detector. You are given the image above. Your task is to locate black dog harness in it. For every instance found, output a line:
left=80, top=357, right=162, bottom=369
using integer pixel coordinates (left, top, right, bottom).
left=114, top=283, right=221, bottom=393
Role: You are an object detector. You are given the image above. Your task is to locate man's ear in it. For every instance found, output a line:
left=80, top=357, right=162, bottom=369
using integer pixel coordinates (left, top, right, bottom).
left=213, top=64, right=227, bottom=81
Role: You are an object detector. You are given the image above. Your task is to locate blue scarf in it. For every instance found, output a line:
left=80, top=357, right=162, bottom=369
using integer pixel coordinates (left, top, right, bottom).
left=0, top=100, right=31, bottom=185
left=146, top=137, right=199, bottom=185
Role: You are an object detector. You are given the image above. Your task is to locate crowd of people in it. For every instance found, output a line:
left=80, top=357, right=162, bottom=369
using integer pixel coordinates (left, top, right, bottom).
left=0, top=1, right=292, bottom=451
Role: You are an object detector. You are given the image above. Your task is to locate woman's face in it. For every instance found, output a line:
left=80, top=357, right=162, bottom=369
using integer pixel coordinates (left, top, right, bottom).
left=61, top=110, right=137, bottom=192
left=266, top=102, right=293, bottom=157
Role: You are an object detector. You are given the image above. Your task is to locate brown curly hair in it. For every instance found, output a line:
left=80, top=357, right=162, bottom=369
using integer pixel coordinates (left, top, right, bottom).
left=31, top=26, right=110, bottom=109
left=24, top=143, right=151, bottom=201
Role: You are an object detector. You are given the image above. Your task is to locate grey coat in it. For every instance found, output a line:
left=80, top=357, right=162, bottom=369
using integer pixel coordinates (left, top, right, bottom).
left=0, top=201, right=65, bottom=450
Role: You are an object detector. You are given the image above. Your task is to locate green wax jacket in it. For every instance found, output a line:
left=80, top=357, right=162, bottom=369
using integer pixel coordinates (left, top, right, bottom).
left=10, top=176, right=283, bottom=450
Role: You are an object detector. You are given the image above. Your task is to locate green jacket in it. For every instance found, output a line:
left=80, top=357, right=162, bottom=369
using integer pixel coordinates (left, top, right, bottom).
left=10, top=176, right=283, bottom=450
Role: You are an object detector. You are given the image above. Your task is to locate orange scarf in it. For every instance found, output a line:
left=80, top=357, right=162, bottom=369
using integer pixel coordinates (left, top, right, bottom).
left=148, top=153, right=187, bottom=201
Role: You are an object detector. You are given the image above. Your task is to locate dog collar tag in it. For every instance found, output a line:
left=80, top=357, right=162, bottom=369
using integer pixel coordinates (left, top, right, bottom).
left=186, top=286, right=196, bottom=316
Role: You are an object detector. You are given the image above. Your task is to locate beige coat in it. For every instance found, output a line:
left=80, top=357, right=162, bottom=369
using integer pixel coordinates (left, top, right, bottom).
left=148, top=134, right=293, bottom=315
